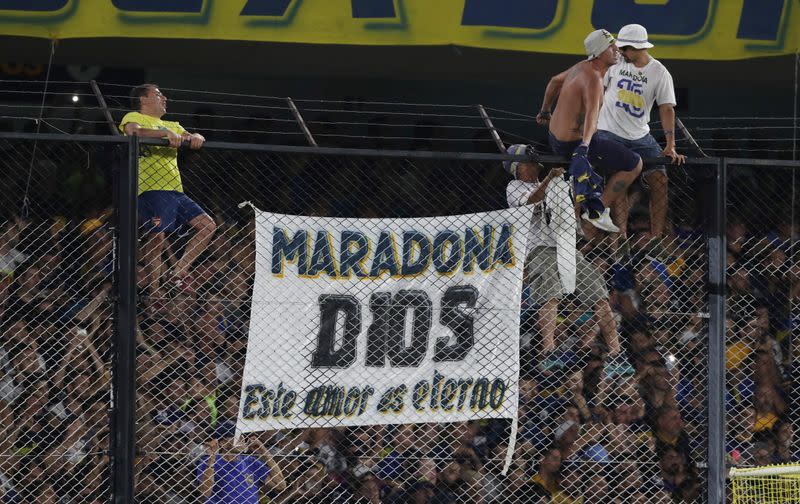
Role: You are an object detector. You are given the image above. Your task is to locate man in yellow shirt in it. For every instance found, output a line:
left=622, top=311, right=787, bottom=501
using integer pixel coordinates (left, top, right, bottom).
left=119, top=83, right=216, bottom=294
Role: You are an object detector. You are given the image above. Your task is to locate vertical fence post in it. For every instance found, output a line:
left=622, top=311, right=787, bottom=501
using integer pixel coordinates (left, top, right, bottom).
left=90, top=80, right=120, bottom=137
left=476, top=105, right=506, bottom=154
left=112, top=136, right=138, bottom=504
left=287, top=97, right=317, bottom=147
left=707, top=157, right=727, bottom=504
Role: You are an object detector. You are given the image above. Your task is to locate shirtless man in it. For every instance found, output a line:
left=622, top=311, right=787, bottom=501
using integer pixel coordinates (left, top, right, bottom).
left=537, top=29, right=642, bottom=234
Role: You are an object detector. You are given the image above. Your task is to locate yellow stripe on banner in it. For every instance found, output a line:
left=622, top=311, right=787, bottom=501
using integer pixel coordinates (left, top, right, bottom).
left=0, top=0, right=795, bottom=60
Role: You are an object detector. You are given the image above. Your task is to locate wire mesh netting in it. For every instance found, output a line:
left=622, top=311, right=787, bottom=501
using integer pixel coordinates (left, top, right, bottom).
left=0, top=137, right=118, bottom=503
left=123, top=128, right=717, bottom=504
left=1, top=124, right=798, bottom=503
left=724, top=162, right=800, bottom=484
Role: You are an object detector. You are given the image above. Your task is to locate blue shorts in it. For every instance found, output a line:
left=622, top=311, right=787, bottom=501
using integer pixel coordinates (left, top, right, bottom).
left=548, top=132, right=641, bottom=174
left=596, top=130, right=665, bottom=175
left=138, top=190, right=206, bottom=233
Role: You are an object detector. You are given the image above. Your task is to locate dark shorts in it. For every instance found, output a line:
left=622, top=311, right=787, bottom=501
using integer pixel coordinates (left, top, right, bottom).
left=596, top=130, right=665, bottom=176
left=138, top=190, right=205, bottom=233
left=548, top=132, right=641, bottom=174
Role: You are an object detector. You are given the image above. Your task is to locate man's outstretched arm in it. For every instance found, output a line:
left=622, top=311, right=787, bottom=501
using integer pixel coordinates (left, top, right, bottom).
left=537, top=68, right=570, bottom=124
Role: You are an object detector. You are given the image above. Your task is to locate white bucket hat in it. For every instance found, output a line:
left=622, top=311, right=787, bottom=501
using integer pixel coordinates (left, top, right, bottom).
left=615, top=24, right=654, bottom=49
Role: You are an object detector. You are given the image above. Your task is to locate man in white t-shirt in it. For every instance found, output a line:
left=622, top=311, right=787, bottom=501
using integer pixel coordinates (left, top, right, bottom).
left=596, top=24, right=686, bottom=240
left=504, top=144, right=619, bottom=364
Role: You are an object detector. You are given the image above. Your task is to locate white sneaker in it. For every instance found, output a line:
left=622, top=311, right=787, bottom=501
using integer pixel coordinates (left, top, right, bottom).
left=581, top=207, right=620, bottom=233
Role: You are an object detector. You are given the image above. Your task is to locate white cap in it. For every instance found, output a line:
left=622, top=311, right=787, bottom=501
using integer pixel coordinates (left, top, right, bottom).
left=584, top=29, right=615, bottom=60
left=615, top=24, right=654, bottom=49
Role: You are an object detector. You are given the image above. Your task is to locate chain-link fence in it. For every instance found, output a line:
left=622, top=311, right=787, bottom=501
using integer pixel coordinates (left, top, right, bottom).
left=724, top=160, right=800, bottom=479
left=133, top=144, right=526, bottom=504
left=0, top=135, right=119, bottom=503
left=1, top=130, right=797, bottom=504
left=130, top=138, right=720, bottom=504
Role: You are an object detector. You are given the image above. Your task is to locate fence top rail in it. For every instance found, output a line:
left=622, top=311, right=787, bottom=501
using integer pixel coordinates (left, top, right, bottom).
left=0, top=131, right=129, bottom=145
left=0, top=130, right=731, bottom=166
left=722, top=157, right=800, bottom=168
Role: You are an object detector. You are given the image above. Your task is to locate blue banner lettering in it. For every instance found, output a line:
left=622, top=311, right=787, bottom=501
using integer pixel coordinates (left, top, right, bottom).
left=461, top=0, right=559, bottom=30
left=111, top=0, right=203, bottom=13
left=0, top=0, right=67, bottom=11
left=241, top=0, right=295, bottom=17
left=352, top=0, right=396, bottom=18
left=737, top=0, right=786, bottom=41
left=591, top=0, right=712, bottom=37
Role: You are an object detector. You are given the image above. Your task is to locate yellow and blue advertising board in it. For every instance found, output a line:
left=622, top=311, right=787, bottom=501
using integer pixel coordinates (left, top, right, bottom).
left=0, top=0, right=796, bottom=60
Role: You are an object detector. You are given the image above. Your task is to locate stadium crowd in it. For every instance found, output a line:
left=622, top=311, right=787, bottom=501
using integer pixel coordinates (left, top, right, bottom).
left=0, top=159, right=796, bottom=503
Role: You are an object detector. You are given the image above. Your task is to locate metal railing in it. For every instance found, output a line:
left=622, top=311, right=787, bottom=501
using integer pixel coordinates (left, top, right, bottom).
left=0, top=131, right=797, bottom=504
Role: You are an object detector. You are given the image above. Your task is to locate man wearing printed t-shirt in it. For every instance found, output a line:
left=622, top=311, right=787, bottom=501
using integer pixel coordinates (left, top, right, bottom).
left=597, top=24, right=686, bottom=241
left=538, top=29, right=643, bottom=235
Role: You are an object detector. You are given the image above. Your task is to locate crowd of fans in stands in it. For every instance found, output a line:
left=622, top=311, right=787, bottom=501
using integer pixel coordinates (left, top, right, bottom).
left=0, top=165, right=797, bottom=503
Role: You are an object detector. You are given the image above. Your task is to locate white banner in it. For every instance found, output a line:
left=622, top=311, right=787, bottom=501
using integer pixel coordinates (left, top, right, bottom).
left=237, top=207, right=531, bottom=433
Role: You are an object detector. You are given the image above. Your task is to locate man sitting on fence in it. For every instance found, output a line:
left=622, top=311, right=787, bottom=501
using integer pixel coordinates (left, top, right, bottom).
left=537, top=29, right=643, bottom=234
left=119, top=84, right=216, bottom=296
left=596, top=24, right=685, bottom=241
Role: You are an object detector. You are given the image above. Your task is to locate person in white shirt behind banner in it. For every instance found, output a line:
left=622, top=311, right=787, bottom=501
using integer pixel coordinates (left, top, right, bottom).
left=504, top=144, right=620, bottom=368
left=596, top=24, right=686, bottom=241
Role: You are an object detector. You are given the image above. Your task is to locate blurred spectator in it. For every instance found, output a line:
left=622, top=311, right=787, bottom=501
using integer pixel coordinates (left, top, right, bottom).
left=658, top=447, right=699, bottom=501
left=5, top=259, right=43, bottom=325
left=0, top=320, right=46, bottom=405
left=197, top=424, right=285, bottom=504
left=749, top=441, right=774, bottom=467
left=524, top=447, right=561, bottom=499
left=0, top=218, right=28, bottom=277
left=353, top=472, right=381, bottom=504
left=653, top=407, right=691, bottom=461
left=752, top=385, right=785, bottom=434
left=775, top=421, right=795, bottom=461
